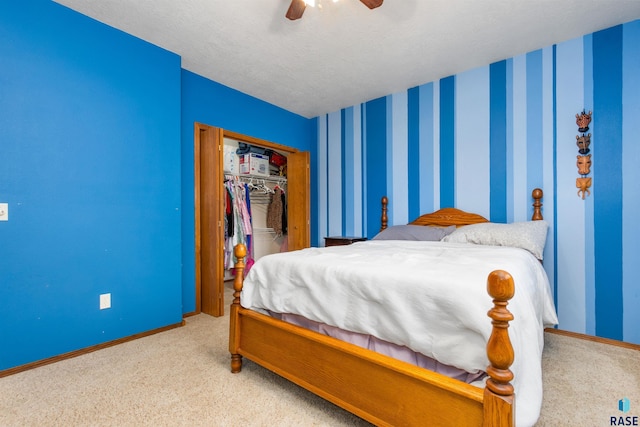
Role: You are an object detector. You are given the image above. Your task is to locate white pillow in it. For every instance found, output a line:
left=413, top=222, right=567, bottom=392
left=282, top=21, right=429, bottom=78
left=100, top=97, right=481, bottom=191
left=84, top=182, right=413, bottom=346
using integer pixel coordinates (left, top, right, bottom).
left=442, top=221, right=549, bottom=260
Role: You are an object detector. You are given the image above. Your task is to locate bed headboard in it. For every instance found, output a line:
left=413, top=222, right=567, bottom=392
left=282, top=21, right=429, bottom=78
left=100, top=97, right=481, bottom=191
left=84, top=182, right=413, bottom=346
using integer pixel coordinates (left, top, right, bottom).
left=410, top=208, right=489, bottom=228
left=380, top=188, right=543, bottom=232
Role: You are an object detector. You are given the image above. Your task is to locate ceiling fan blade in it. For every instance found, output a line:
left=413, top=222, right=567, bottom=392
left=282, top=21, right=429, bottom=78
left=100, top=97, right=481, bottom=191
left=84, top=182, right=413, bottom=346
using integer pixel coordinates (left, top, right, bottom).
left=286, top=0, right=306, bottom=20
left=360, top=0, right=383, bottom=9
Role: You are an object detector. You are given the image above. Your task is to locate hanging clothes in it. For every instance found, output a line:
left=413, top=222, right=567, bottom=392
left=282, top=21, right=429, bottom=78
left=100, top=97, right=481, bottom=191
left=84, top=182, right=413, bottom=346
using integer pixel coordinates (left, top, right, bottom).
left=225, top=185, right=234, bottom=238
left=223, top=177, right=235, bottom=270
left=244, top=183, right=255, bottom=274
left=266, top=187, right=283, bottom=236
left=224, top=177, right=253, bottom=273
left=280, top=188, right=287, bottom=235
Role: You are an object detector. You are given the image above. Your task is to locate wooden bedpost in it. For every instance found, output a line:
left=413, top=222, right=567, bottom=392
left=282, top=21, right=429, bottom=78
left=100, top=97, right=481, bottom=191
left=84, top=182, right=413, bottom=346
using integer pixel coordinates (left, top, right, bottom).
left=483, top=270, right=516, bottom=427
left=531, top=188, right=543, bottom=221
left=380, top=196, right=388, bottom=231
left=229, top=243, right=246, bottom=373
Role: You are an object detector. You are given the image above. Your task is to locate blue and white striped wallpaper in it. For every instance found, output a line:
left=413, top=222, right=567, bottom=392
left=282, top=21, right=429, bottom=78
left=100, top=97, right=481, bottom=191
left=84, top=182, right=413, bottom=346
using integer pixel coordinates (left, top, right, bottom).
left=315, top=21, right=640, bottom=345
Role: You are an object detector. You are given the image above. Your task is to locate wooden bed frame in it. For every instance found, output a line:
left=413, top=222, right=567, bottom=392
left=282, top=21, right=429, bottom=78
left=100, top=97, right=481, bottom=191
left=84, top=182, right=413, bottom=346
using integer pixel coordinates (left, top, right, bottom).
left=229, top=188, right=544, bottom=426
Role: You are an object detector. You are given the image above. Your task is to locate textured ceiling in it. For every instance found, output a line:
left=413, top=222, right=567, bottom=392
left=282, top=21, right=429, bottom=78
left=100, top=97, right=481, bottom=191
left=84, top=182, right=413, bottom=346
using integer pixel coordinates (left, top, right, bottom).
left=53, top=0, right=640, bottom=118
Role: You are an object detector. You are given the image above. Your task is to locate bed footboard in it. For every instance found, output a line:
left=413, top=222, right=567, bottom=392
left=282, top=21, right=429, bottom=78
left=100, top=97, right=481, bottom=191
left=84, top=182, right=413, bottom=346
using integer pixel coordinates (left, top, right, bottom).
left=229, top=244, right=515, bottom=426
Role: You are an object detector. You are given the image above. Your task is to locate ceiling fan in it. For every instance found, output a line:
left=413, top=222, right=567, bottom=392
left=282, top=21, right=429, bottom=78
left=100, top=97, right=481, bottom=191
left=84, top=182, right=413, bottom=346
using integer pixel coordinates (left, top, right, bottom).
left=286, top=0, right=384, bottom=20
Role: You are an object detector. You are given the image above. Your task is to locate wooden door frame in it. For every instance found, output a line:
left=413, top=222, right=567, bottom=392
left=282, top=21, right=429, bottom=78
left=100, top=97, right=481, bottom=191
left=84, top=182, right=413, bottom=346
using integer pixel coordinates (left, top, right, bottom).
left=193, top=122, right=215, bottom=315
left=194, top=123, right=203, bottom=314
left=194, top=124, right=302, bottom=316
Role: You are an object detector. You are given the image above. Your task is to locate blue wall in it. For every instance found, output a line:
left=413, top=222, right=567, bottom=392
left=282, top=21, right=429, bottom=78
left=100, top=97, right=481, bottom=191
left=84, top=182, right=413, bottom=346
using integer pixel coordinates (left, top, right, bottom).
left=180, top=71, right=314, bottom=313
left=0, top=1, right=315, bottom=372
left=315, top=20, right=640, bottom=345
left=0, top=0, right=182, bottom=370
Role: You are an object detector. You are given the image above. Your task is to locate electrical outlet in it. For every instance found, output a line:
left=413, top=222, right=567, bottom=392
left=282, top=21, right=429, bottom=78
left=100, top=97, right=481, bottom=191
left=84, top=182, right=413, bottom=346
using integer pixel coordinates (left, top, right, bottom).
left=100, top=293, right=111, bottom=310
left=0, top=203, right=7, bottom=221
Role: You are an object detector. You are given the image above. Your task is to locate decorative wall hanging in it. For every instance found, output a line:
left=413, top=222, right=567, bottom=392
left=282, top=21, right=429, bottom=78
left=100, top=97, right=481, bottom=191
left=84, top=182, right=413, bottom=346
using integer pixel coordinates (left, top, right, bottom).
left=575, top=110, right=592, bottom=199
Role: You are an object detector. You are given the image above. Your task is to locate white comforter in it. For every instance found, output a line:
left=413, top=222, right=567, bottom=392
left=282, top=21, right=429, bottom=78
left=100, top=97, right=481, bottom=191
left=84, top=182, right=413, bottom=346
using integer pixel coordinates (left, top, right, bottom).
left=241, top=240, right=558, bottom=427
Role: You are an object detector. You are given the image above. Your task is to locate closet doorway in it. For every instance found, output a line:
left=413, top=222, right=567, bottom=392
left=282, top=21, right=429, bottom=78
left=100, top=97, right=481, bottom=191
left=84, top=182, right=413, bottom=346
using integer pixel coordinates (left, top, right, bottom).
left=194, top=123, right=310, bottom=317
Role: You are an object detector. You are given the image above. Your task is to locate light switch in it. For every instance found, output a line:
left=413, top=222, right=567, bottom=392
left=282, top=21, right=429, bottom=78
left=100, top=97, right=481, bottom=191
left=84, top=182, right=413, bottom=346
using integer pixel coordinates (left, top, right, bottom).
left=100, top=293, right=111, bottom=310
left=0, top=203, right=7, bottom=221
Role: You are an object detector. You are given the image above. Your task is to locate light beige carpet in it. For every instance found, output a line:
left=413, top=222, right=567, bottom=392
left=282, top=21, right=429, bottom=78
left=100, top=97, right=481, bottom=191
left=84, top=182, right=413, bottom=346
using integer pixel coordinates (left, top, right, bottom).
left=536, top=331, right=639, bottom=426
left=1, top=289, right=638, bottom=426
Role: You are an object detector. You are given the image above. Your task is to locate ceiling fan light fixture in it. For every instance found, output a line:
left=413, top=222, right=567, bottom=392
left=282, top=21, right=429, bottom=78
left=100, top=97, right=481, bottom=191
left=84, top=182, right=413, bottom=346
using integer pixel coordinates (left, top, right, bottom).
left=304, top=0, right=340, bottom=8
left=288, top=0, right=380, bottom=20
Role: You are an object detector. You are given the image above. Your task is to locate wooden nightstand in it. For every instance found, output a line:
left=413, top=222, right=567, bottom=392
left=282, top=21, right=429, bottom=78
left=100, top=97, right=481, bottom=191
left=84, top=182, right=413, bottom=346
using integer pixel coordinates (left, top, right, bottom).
left=324, top=236, right=368, bottom=247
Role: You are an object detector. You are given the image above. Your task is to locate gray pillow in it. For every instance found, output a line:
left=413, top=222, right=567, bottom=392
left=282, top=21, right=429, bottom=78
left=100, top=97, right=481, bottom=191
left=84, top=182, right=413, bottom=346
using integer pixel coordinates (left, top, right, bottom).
left=442, top=221, right=549, bottom=260
left=373, top=225, right=456, bottom=241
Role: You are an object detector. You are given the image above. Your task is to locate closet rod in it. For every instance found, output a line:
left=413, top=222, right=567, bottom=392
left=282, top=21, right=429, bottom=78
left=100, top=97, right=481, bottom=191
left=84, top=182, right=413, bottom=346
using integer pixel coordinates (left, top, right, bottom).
left=224, top=173, right=287, bottom=185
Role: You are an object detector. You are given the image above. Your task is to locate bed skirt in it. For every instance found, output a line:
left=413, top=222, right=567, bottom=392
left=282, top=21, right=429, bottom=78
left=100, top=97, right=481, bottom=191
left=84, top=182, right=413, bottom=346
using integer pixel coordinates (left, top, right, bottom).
left=271, top=311, right=487, bottom=384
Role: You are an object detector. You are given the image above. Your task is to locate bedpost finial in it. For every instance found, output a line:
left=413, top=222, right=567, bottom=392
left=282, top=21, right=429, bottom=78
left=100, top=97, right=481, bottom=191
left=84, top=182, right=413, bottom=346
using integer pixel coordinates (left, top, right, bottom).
left=234, top=243, right=247, bottom=260
left=487, top=270, right=515, bottom=301
left=232, top=244, right=247, bottom=305
left=531, top=188, right=543, bottom=221
left=532, top=188, right=542, bottom=201
left=380, top=196, right=388, bottom=232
